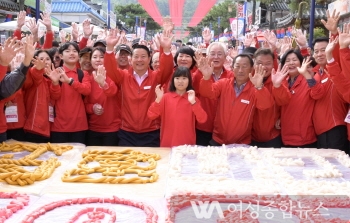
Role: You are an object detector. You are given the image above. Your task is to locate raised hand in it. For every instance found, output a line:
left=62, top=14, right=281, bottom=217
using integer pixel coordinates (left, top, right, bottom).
left=321, top=9, right=340, bottom=35
left=159, top=30, right=174, bottom=53
left=10, top=53, right=24, bottom=71
left=202, top=27, right=212, bottom=44
left=325, top=35, right=339, bottom=61
left=280, top=36, right=292, bottom=57
left=295, top=29, right=307, bottom=48
left=337, top=23, right=350, bottom=49
left=58, top=68, right=70, bottom=83
left=249, top=64, right=265, bottom=88
left=45, top=64, right=61, bottom=85
left=25, top=18, right=39, bottom=42
left=93, top=104, right=104, bottom=115
left=71, top=22, right=79, bottom=41
left=86, top=38, right=94, bottom=47
left=17, top=11, right=26, bottom=30
left=187, top=90, right=196, bottom=104
left=82, top=19, right=94, bottom=38
left=243, top=34, right=255, bottom=47
left=93, top=65, right=107, bottom=87
left=224, top=56, right=233, bottom=71
left=271, top=64, right=289, bottom=88
left=155, top=84, right=164, bottom=103
left=32, top=56, right=46, bottom=70
left=0, top=37, right=23, bottom=66
left=38, top=12, right=52, bottom=31
left=59, top=30, right=66, bottom=44
left=262, top=41, right=270, bottom=49
left=162, top=17, right=174, bottom=32
left=105, top=29, right=121, bottom=51
left=152, top=34, right=161, bottom=50
left=297, top=57, right=313, bottom=79
left=195, top=56, right=213, bottom=80
left=228, top=46, right=238, bottom=59
left=264, top=30, right=278, bottom=51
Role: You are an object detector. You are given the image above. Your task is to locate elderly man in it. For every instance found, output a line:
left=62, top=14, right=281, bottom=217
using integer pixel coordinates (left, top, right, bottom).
left=115, top=44, right=132, bottom=70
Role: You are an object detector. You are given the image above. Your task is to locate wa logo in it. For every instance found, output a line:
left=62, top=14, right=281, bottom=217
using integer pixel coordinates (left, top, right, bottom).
left=190, top=201, right=224, bottom=219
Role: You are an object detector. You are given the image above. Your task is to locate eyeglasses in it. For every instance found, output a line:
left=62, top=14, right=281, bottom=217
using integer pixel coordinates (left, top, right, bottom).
left=209, top=52, right=224, bottom=58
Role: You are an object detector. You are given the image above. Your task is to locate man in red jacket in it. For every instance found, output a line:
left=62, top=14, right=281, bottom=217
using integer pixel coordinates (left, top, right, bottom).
left=198, top=54, right=274, bottom=145
left=104, top=29, right=174, bottom=147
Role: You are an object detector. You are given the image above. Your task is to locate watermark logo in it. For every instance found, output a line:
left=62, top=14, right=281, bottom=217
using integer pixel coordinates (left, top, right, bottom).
left=190, top=200, right=224, bottom=219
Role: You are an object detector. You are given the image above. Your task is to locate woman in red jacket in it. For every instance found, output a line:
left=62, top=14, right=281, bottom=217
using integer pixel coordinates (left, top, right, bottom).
left=272, top=50, right=324, bottom=147
left=84, top=47, right=120, bottom=146
left=23, top=49, right=61, bottom=143
left=148, top=66, right=207, bottom=147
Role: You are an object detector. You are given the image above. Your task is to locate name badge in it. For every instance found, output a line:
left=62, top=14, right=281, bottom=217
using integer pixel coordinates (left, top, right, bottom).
left=241, top=99, right=250, bottom=104
left=5, top=105, right=18, bottom=123
left=345, top=110, right=350, bottom=124
left=49, top=105, right=54, bottom=122
left=144, top=86, right=151, bottom=90
left=321, top=77, right=328, bottom=83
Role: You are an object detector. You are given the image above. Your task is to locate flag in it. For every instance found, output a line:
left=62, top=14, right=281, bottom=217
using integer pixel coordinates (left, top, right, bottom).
left=4, top=14, right=12, bottom=22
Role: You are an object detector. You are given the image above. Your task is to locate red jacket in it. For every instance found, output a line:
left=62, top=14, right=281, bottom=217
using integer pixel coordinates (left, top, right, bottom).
left=84, top=76, right=120, bottom=132
left=13, top=29, right=53, bottom=49
left=51, top=66, right=91, bottom=132
left=22, top=67, right=60, bottom=137
left=273, top=75, right=323, bottom=146
left=252, top=76, right=284, bottom=142
left=0, top=65, right=7, bottom=80
left=192, top=68, right=233, bottom=132
left=6, top=90, right=26, bottom=130
left=312, top=66, right=347, bottom=135
left=340, top=48, right=350, bottom=79
left=104, top=51, right=174, bottom=133
left=147, top=92, right=207, bottom=147
left=199, top=78, right=274, bottom=145
left=327, top=61, right=350, bottom=140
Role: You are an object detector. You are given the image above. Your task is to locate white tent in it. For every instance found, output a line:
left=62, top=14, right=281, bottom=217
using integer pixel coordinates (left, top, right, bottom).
left=62, top=24, right=104, bottom=36
left=0, top=18, right=59, bottom=32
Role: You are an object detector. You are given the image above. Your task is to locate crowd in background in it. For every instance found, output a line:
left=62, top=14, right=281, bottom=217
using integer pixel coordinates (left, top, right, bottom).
left=0, top=10, right=350, bottom=155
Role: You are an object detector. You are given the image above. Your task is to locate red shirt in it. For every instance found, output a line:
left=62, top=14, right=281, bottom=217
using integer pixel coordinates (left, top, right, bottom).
left=273, top=75, right=324, bottom=146
left=312, top=66, right=347, bottom=135
left=104, top=51, right=174, bottom=133
left=84, top=76, right=120, bottom=132
left=51, top=66, right=91, bottom=132
left=252, top=76, right=283, bottom=142
left=6, top=90, right=26, bottom=130
left=199, top=78, right=274, bottom=145
left=147, top=92, right=207, bottom=147
left=23, top=67, right=60, bottom=137
left=192, top=68, right=233, bottom=133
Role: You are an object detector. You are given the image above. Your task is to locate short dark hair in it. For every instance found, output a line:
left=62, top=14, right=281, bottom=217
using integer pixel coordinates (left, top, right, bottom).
left=280, top=49, right=304, bottom=67
left=90, top=47, right=106, bottom=59
left=31, top=49, right=53, bottom=67
left=233, top=54, right=254, bottom=67
left=254, top=48, right=275, bottom=60
left=313, top=37, right=329, bottom=47
left=79, top=47, right=93, bottom=58
left=169, top=66, right=194, bottom=92
left=52, top=40, right=59, bottom=47
left=307, top=56, right=317, bottom=68
left=132, top=44, right=150, bottom=57
left=58, top=42, right=80, bottom=54
left=174, top=46, right=196, bottom=69
left=186, top=42, right=193, bottom=46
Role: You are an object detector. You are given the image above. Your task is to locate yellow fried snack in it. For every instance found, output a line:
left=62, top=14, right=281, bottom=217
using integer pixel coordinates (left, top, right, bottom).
left=0, top=142, right=73, bottom=186
left=62, top=150, right=161, bottom=184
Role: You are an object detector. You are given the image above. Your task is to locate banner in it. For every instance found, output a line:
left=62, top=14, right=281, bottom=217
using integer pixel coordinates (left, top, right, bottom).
left=230, top=18, right=245, bottom=38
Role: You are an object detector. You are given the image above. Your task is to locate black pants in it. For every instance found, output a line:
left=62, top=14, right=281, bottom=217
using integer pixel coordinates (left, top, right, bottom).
left=209, top=139, right=222, bottom=146
left=51, top=131, right=86, bottom=144
left=0, top=132, right=7, bottom=143
left=317, top=125, right=348, bottom=152
left=196, top=129, right=212, bottom=146
left=7, top=128, right=26, bottom=141
left=251, top=135, right=283, bottom=148
left=285, top=142, right=317, bottom=148
left=86, top=130, right=119, bottom=146
left=118, top=129, right=160, bottom=147
left=26, top=132, right=50, bottom=143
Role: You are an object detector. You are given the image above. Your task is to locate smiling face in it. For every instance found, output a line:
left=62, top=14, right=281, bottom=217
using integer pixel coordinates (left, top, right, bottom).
left=284, top=53, right=301, bottom=77
left=176, top=53, right=193, bottom=69
left=233, top=56, right=253, bottom=84
left=313, top=41, right=328, bottom=66
left=91, top=50, right=104, bottom=70
left=254, top=54, right=274, bottom=77
left=115, top=50, right=131, bottom=68
left=61, top=45, right=79, bottom=65
left=79, top=52, right=92, bottom=72
left=208, top=44, right=226, bottom=69
left=151, top=52, right=160, bottom=70
left=131, top=48, right=151, bottom=74
left=37, top=52, right=52, bottom=68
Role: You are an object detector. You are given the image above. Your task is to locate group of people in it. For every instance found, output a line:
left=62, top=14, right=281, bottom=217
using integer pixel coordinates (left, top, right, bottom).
left=0, top=10, right=350, bottom=154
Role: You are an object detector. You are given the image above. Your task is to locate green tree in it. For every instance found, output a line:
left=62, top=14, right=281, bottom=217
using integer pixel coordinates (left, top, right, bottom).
left=114, top=4, right=161, bottom=32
